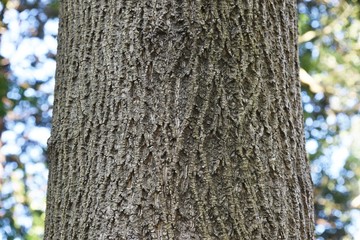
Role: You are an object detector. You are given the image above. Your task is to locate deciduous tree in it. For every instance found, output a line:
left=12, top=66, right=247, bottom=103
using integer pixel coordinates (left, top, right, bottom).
left=45, top=1, right=314, bottom=239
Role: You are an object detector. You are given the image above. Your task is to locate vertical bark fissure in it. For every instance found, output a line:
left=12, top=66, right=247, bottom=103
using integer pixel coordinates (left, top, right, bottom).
left=45, top=0, right=314, bottom=239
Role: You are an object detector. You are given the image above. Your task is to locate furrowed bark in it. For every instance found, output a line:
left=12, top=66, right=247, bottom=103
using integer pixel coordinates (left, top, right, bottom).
left=45, top=1, right=314, bottom=239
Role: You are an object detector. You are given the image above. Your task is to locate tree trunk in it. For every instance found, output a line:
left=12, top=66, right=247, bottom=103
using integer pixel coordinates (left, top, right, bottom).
left=45, top=1, right=314, bottom=239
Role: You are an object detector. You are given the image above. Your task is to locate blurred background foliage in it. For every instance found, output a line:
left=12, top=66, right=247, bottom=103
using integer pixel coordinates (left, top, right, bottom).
left=299, top=0, right=360, bottom=239
left=0, top=0, right=57, bottom=239
left=0, top=0, right=359, bottom=239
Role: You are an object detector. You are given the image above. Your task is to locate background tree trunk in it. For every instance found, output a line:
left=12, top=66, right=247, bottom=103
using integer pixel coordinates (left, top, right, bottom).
left=45, top=0, right=314, bottom=239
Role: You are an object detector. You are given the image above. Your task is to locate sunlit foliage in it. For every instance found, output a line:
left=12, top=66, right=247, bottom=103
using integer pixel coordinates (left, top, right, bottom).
left=299, top=0, right=360, bottom=239
left=0, top=0, right=58, bottom=239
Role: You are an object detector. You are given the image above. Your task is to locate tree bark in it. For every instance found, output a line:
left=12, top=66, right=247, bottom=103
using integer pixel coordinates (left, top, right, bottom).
left=45, top=0, right=314, bottom=239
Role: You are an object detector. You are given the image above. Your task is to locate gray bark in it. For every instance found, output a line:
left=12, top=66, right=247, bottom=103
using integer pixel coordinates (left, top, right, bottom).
left=45, top=0, right=314, bottom=239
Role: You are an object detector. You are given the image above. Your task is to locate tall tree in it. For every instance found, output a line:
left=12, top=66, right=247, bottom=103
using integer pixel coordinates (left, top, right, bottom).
left=45, top=1, right=314, bottom=239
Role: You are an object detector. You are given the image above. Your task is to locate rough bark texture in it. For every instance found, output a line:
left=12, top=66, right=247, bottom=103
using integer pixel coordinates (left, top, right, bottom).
left=45, top=0, right=314, bottom=239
